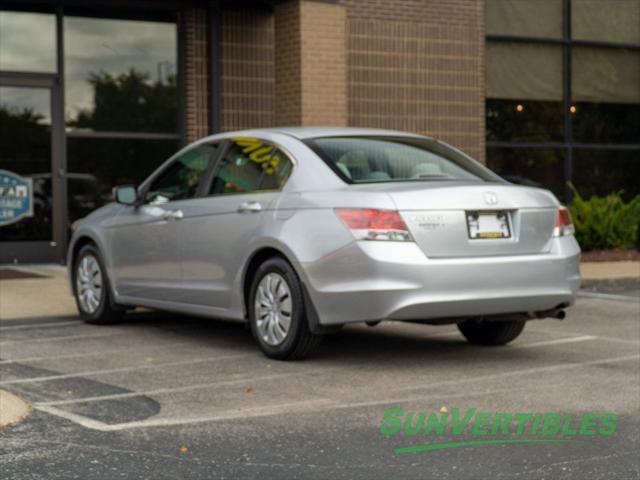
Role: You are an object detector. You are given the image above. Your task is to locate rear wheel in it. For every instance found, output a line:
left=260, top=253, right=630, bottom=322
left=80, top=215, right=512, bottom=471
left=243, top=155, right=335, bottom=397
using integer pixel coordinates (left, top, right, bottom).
left=457, top=319, right=525, bottom=346
left=73, top=244, right=123, bottom=325
left=248, top=257, right=322, bottom=360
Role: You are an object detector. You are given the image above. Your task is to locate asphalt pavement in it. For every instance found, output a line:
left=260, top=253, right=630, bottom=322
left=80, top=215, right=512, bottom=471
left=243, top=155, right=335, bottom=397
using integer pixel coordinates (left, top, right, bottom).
left=0, top=271, right=638, bottom=479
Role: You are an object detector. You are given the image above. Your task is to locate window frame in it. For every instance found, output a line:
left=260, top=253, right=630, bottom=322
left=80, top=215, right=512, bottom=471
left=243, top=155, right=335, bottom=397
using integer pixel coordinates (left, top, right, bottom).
left=201, top=138, right=297, bottom=197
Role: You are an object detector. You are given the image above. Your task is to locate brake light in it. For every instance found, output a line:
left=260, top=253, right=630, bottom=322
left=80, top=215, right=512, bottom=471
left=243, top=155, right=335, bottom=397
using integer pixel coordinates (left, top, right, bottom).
left=335, top=208, right=413, bottom=241
left=553, top=206, right=575, bottom=237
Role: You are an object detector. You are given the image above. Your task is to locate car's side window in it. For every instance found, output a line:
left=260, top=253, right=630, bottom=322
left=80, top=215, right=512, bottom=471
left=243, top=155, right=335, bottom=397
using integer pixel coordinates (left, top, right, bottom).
left=208, top=137, right=293, bottom=196
left=145, top=143, right=220, bottom=204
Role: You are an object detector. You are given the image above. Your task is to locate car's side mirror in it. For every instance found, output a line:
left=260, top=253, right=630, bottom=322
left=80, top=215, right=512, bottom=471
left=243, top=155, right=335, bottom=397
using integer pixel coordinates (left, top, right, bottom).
left=113, top=185, right=138, bottom=205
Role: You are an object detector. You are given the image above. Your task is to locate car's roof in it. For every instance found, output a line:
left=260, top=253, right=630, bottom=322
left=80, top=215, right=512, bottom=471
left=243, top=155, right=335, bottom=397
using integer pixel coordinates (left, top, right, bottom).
left=206, top=127, right=429, bottom=141
left=268, top=127, right=427, bottom=140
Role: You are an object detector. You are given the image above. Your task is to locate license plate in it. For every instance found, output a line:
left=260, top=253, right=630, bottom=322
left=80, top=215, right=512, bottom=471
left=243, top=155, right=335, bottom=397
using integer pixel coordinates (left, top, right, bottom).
left=466, top=211, right=511, bottom=239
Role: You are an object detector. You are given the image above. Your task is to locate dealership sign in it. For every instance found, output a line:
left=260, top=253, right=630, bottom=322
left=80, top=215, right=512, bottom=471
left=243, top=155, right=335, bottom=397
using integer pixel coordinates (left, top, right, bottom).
left=0, top=170, right=33, bottom=227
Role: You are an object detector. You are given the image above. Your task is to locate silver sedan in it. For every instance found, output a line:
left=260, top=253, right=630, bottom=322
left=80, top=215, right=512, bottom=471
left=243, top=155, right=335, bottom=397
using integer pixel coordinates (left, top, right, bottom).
left=68, top=128, right=581, bottom=359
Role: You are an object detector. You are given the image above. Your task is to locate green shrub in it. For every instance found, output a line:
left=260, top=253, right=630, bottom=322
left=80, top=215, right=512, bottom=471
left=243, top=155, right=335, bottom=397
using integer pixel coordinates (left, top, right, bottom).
left=567, top=186, right=640, bottom=251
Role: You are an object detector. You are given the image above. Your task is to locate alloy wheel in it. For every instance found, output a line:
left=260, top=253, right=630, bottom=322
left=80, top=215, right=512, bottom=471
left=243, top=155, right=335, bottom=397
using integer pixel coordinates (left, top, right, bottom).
left=254, top=272, right=292, bottom=346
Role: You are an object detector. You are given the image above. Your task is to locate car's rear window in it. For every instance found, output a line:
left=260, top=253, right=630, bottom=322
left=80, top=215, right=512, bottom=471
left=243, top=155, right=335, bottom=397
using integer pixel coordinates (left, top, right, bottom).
left=307, top=136, right=501, bottom=184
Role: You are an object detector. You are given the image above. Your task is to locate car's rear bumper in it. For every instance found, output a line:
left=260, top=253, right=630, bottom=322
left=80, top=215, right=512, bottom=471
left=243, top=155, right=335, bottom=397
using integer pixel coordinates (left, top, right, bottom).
left=300, top=236, right=581, bottom=325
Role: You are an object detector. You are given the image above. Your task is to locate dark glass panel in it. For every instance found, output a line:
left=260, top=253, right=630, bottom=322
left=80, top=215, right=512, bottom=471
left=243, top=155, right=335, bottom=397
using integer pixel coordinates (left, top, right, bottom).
left=65, top=16, right=177, bottom=133
left=572, top=102, right=640, bottom=144
left=0, top=11, right=56, bottom=72
left=487, top=147, right=565, bottom=200
left=66, top=137, right=179, bottom=223
left=0, top=87, right=52, bottom=241
left=572, top=149, right=640, bottom=201
left=486, top=99, right=563, bottom=142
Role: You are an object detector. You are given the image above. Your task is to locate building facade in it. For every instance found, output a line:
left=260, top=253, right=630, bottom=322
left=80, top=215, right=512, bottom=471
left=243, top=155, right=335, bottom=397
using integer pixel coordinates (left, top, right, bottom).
left=0, top=0, right=638, bottom=263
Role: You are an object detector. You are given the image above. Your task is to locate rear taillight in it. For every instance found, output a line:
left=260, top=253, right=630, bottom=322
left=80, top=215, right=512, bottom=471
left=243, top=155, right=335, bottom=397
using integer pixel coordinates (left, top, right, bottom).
left=553, top=206, right=575, bottom=237
left=335, top=208, right=413, bottom=241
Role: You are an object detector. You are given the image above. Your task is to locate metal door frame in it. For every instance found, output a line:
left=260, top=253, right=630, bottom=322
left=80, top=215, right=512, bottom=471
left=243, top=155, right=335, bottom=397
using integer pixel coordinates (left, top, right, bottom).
left=0, top=70, right=67, bottom=264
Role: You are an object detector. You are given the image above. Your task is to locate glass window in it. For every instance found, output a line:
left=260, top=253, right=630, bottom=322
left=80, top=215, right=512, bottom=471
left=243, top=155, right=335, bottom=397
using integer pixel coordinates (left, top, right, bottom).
left=0, top=87, right=52, bottom=241
left=572, top=149, right=640, bottom=201
left=572, top=47, right=640, bottom=144
left=486, top=0, right=562, bottom=39
left=309, top=137, right=500, bottom=184
left=572, top=102, right=640, bottom=144
left=145, top=144, right=219, bottom=205
left=0, top=11, right=56, bottom=72
left=486, top=99, right=563, bottom=142
left=572, top=0, right=640, bottom=44
left=572, top=47, right=640, bottom=105
left=486, top=42, right=562, bottom=101
left=208, top=138, right=293, bottom=195
left=487, top=148, right=565, bottom=200
left=64, top=16, right=177, bottom=133
left=66, top=137, right=179, bottom=222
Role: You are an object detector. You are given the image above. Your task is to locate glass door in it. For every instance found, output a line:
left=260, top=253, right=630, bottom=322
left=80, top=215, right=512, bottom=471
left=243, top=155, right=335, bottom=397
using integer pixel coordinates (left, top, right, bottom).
left=0, top=82, right=61, bottom=263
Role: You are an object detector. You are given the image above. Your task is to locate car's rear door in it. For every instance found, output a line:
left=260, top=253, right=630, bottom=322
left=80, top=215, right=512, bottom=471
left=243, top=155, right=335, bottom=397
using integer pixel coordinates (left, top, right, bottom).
left=177, top=137, right=294, bottom=313
left=109, top=143, right=218, bottom=303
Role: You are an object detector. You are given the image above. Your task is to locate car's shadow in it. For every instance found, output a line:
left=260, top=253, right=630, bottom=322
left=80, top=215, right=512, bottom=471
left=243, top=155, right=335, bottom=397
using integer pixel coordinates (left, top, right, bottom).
left=106, top=310, right=542, bottom=366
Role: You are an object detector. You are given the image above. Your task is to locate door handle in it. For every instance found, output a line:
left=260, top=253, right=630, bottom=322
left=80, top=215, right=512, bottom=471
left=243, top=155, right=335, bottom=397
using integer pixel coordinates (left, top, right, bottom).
left=162, top=209, right=184, bottom=220
left=237, top=201, right=262, bottom=213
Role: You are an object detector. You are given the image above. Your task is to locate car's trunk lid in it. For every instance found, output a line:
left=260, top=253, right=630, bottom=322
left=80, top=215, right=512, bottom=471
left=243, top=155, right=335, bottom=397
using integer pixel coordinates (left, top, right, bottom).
left=358, top=182, right=559, bottom=258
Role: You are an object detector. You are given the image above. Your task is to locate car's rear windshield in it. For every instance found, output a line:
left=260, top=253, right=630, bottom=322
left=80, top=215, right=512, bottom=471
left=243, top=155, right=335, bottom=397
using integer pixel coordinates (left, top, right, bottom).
left=306, top=136, right=501, bottom=184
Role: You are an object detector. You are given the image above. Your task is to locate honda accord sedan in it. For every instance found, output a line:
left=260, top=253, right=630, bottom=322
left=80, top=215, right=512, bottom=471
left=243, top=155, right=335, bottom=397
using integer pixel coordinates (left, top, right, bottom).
left=68, top=128, right=581, bottom=359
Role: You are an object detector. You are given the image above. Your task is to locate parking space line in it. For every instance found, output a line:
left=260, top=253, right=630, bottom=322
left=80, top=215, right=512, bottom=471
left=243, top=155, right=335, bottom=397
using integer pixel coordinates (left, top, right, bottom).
left=518, top=335, right=597, bottom=348
left=396, top=353, right=640, bottom=394
left=36, top=371, right=320, bottom=406
left=32, top=353, right=639, bottom=432
left=578, top=291, right=639, bottom=302
left=0, top=341, right=241, bottom=365
left=36, top=398, right=336, bottom=432
left=0, top=321, right=80, bottom=331
left=0, top=353, right=257, bottom=386
left=0, top=331, right=125, bottom=345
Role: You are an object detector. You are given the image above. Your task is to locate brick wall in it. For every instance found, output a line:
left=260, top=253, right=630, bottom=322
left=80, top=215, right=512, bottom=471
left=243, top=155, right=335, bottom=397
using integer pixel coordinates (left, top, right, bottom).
left=274, top=1, right=302, bottom=125
left=220, top=7, right=276, bottom=131
left=274, top=1, right=347, bottom=126
left=182, top=7, right=210, bottom=142
left=346, top=0, right=485, bottom=161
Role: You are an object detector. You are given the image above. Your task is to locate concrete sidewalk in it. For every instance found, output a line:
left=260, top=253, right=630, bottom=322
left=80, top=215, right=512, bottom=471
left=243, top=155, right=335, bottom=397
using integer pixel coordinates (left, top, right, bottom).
left=580, top=261, right=640, bottom=282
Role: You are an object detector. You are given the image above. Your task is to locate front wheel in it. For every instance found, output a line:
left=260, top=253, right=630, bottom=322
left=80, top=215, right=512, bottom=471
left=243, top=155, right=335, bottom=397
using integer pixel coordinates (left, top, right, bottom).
left=248, top=257, right=322, bottom=360
left=73, top=244, right=123, bottom=325
left=457, top=319, right=526, bottom=346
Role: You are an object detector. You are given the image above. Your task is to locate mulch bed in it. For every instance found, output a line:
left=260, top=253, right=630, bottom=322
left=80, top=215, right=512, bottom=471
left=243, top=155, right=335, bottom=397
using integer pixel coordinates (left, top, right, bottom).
left=581, top=250, right=640, bottom=262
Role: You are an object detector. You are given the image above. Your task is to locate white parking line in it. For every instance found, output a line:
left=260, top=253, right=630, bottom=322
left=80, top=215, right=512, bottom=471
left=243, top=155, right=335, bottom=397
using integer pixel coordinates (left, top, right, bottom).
left=0, top=331, right=124, bottom=345
left=36, top=371, right=319, bottom=406
left=0, top=353, right=257, bottom=386
left=518, top=335, right=597, bottom=348
left=36, top=398, right=337, bottom=432
left=33, top=353, right=640, bottom=432
left=578, top=291, right=639, bottom=302
left=397, top=353, right=640, bottom=394
left=0, top=341, right=245, bottom=365
left=0, top=321, right=80, bottom=331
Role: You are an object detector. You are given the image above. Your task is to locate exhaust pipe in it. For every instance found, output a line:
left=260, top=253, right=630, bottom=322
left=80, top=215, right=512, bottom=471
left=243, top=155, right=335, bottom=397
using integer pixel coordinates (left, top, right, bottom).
left=528, top=307, right=566, bottom=320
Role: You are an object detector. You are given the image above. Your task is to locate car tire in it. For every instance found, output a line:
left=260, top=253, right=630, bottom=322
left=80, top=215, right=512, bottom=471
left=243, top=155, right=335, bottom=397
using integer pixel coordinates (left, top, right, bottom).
left=248, top=256, right=322, bottom=360
left=73, top=243, right=123, bottom=325
left=457, top=319, right=525, bottom=346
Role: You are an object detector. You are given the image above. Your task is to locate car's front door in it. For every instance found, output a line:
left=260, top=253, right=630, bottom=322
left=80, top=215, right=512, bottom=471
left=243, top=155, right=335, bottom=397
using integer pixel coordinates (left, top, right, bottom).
left=109, top=144, right=218, bottom=303
left=177, top=137, right=294, bottom=314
